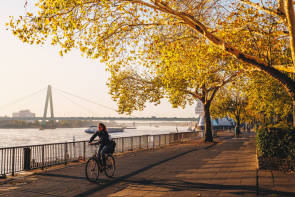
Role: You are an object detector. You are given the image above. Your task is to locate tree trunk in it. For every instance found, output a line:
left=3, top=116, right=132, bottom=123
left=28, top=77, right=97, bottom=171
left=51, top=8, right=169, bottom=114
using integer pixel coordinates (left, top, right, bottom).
left=236, top=116, right=241, bottom=137
left=284, top=0, right=295, bottom=66
left=204, top=103, right=213, bottom=142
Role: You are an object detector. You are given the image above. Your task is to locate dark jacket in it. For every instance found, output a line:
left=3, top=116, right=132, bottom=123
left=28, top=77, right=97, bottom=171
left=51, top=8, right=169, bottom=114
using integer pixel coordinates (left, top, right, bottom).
left=89, top=129, right=110, bottom=146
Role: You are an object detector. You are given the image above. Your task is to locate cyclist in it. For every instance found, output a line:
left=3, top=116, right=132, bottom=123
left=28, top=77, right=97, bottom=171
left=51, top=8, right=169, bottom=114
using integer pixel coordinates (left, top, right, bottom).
left=88, top=123, right=111, bottom=169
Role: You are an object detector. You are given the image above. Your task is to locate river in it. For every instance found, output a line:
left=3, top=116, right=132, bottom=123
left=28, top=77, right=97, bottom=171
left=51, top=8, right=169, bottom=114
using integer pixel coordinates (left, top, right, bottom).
left=0, top=125, right=191, bottom=148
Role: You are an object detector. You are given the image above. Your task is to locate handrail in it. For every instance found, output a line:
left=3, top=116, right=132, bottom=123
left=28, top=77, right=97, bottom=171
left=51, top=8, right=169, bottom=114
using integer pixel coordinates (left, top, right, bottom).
left=0, top=131, right=201, bottom=177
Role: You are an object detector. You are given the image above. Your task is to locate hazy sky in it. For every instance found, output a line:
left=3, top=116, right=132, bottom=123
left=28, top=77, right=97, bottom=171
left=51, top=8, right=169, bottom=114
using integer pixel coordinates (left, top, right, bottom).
left=0, top=0, right=196, bottom=117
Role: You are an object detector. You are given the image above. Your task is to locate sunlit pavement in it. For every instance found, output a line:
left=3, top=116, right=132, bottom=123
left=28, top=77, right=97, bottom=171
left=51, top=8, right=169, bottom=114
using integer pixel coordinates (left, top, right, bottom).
left=0, top=131, right=294, bottom=197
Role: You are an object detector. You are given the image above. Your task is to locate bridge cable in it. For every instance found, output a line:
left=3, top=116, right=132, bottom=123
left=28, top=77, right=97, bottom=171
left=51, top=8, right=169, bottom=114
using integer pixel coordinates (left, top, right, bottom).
left=54, top=90, right=99, bottom=116
left=53, top=87, right=137, bottom=118
left=53, top=87, right=118, bottom=112
left=0, top=87, right=47, bottom=112
left=53, top=87, right=142, bottom=118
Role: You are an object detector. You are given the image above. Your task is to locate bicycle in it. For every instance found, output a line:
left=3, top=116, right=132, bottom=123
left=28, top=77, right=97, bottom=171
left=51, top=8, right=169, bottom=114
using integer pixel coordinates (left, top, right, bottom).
left=85, top=142, right=116, bottom=182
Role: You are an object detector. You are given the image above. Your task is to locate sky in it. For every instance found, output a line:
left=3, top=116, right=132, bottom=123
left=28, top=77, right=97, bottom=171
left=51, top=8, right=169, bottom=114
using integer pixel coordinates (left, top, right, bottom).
left=0, top=0, right=197, bottom=118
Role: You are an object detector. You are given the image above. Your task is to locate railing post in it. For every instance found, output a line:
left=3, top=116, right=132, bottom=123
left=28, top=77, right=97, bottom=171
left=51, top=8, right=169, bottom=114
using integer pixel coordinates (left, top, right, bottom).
left=73, top=142, right=76, bottom=160
left=139, top=136, right=141, bottom=149
left=83, top=141, right=86, bottom=161
left=122, top=138, right=124, bottom=152
left=153, top=136, right=155, bottom=149
left=165, top=134, right=167, bottom=145
left=64, top=143, right=68, bottom=165
left=42, top=145, right=45, bottom=170
left=131, top=137, right=133, bottom=151
left=11, top=148, right=15, bottom=176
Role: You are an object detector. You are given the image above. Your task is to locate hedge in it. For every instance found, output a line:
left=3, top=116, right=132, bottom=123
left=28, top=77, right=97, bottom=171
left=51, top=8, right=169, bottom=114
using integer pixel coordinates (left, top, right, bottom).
left=256, top=123, right=295, bottom=170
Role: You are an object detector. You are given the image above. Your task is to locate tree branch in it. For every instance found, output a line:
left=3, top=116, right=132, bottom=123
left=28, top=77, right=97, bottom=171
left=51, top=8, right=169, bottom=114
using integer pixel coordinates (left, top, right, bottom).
left=239, top=0, right=286, bottom=21
left=273, top=65, right=295, bottom=72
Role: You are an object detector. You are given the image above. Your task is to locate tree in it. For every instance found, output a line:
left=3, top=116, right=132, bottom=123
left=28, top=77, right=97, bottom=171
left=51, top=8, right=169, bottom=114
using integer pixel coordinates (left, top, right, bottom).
left=245, top=71, right=292, bottom=125
left=212, top=72, right=293, bottom=128
left=211, top=81, right=248, bottom=133
left=109, top=39, right=240, bottom=142
left=8, top=0, right=295, bottom=125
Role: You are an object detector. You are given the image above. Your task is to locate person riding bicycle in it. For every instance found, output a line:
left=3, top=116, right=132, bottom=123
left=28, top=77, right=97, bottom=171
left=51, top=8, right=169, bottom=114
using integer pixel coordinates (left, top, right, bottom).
left=88, top=123, right=111, bottom=169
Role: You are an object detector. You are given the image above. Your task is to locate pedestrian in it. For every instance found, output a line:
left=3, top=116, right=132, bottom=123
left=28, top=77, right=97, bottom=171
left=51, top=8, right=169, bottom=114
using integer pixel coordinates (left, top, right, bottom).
left=247, top=125, right=251, bottom=133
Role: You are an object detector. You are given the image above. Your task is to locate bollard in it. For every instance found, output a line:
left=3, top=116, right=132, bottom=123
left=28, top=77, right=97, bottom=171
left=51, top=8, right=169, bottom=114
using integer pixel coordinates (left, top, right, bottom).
left=24, top=147, right=31, bottom=170
left=64, top=143, right=68, bottom=165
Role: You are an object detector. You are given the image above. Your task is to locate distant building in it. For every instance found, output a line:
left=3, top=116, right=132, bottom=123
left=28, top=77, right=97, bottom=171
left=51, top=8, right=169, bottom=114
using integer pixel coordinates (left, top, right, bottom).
left=12, top=109, right=35, bottom=118
left=12, top=110, right=35, bottom=123
left=195, top=101, right=204, bottom=118
left=197, top=116, right=234, bottom=128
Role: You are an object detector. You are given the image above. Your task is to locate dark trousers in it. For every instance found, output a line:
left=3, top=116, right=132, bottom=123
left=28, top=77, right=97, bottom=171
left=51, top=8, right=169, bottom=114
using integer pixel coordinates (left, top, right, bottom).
left=98, top=145, right=108, bottom=166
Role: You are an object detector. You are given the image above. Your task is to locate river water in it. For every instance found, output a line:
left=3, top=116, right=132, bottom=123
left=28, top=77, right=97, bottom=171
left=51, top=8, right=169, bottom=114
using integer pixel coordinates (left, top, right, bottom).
left=0, top=125, right=191, bottom=148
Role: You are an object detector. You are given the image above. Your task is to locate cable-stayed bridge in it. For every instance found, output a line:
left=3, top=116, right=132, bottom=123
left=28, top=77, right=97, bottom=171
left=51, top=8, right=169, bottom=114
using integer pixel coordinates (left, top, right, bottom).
left=0, top=116, right=197, bottom=121
left=0, top=85, right=197, bottom=122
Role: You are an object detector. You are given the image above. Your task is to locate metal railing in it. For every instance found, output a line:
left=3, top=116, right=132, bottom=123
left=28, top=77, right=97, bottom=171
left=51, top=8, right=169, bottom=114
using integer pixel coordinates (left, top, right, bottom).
left=0, top=131, right=202, bottom=176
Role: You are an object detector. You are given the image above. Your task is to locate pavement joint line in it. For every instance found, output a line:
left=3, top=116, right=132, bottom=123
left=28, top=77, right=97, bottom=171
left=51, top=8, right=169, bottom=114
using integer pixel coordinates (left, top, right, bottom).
left=271, top=170, right=275, bottom=186
left=256, top=168, right=259, bottom=196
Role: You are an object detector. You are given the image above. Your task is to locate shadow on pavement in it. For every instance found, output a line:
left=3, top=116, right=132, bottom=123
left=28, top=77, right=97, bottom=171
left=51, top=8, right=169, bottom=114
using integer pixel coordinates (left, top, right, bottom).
left=39, top=173, right=87, bottom=181
left=37, top=138, right=294, bottom=197
left=85, top=177, right=295, bottom=197
left=72, top=143, right=217, bottom=197
left=110, top=177, right=295, bottom=196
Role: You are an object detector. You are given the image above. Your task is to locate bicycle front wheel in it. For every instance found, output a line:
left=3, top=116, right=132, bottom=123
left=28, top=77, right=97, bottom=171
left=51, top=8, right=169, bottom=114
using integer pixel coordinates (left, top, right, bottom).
left=104, top=155, right=116, bottom=178
left=85, top=158, right=99, bottom=182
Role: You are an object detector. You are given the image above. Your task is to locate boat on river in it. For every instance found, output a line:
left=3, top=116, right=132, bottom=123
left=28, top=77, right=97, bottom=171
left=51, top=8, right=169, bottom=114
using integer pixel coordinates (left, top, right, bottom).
left=84, top=126, right=124, bottom=134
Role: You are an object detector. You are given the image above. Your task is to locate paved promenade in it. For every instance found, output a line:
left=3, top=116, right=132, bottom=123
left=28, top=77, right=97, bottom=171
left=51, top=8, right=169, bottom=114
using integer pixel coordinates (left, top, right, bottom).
left=0, top=132, right=294, bottom=197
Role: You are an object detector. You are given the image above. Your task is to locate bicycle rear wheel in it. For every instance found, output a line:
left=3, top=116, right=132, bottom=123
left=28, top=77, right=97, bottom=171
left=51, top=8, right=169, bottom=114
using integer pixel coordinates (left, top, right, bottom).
left=85, top=158, right=99, bottom=182
left=104, top=155, right=116, bottom=178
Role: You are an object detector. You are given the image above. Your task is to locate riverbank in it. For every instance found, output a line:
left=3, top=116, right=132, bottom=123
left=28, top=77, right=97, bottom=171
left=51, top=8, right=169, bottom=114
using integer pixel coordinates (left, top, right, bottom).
left=1, top=131, right=294, bottom=196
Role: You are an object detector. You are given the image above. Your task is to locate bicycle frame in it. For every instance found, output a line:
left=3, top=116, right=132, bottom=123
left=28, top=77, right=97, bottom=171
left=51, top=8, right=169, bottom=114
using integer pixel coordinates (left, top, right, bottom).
left=86, top=144, right=116, bottom=182
left=90, top=143, right=112, bottom=168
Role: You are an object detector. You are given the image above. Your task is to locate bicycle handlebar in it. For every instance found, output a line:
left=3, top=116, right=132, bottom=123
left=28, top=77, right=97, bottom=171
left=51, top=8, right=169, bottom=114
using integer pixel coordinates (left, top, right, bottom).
left=89, top=142, right=100, bottom=146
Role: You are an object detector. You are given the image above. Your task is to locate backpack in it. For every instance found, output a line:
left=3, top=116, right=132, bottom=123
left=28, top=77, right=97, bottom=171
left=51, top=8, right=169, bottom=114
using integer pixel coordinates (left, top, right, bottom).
left=108, top=140, right=116, bottom=154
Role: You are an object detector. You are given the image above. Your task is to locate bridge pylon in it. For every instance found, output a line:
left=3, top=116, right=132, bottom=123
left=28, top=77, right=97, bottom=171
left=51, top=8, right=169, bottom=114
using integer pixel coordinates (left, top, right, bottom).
left=41, top=85, right=55, bottom=129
